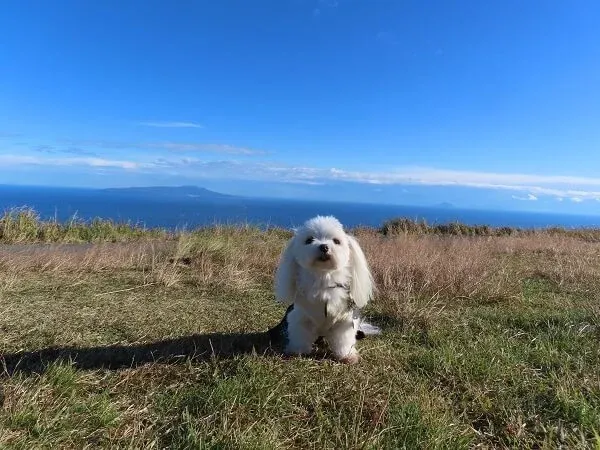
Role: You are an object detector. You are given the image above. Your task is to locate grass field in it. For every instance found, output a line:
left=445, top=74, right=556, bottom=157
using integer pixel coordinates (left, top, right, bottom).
left=1, top=209, right=600, bottom=449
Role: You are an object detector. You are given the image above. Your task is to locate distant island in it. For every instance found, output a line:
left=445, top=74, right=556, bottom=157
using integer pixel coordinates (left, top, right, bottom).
left=101, top=185, right=236, bottom=200
left=1, top=184, right=599, bottom=230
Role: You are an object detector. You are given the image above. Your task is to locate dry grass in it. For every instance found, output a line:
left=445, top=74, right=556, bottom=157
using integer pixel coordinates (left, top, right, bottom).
left=0, top=225, right=288, bottom=294
left=505, top=234, right=600, bottom=291
left=359, top=234, right=520, bottom=322
left=1, top=216, right=600, bottom=448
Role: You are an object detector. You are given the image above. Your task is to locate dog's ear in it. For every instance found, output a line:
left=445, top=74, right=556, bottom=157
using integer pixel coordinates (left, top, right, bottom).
left=274, top=237, right=298, bottom=305
left=347, top=234, right=374, bottom=308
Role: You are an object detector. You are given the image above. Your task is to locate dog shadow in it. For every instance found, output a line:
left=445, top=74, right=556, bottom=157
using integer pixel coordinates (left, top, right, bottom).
left=1, top=331, right=281, bottom=376
left=2, top=315, right=392, bottom=376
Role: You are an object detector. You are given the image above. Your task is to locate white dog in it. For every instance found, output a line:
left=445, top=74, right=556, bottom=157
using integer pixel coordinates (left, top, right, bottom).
left=268, top=215, right=380, bottom=364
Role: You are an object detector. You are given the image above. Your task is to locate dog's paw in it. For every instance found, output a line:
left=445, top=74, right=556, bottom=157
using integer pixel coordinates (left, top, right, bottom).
left=339, top=351, right=360, bottom=365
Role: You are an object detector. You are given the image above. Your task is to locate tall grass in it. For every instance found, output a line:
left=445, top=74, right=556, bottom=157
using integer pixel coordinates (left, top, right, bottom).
left=4, top=207, right=600, bottom=244
left=3, top=206, right=600, bottom=319
left=381, top=217, right=600, bottom=241
left=3, top=208, right=600, bottom=319
left=0, top=207, right=168, bottom=243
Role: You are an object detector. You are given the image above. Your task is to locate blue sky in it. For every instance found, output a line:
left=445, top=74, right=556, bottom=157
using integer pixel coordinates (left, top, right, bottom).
left=1, top=0, right=600, bottom=212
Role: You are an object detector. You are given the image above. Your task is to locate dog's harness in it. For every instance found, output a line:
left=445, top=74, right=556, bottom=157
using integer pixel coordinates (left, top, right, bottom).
left=324, top=282, right=356, bottom=317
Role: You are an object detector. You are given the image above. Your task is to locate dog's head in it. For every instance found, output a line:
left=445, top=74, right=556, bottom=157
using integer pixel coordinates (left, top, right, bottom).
left=274, top=215, right=374, bottom=308
left=293, top=215, right=351, bottom=272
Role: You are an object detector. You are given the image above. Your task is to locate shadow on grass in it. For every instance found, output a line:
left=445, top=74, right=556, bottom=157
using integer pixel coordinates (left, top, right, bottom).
left=1, top=313, right=395, bottom=376
left=1, top=331, right=280, bottom=376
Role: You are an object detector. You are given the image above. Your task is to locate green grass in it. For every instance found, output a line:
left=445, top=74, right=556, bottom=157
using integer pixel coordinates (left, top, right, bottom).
left=4, top=207, right=600, bottom=244
left=381, top=217, right=600, bottom=242
left=0, top=207, right=169, bottom=243
left=1, top=212, right=600, bottom=448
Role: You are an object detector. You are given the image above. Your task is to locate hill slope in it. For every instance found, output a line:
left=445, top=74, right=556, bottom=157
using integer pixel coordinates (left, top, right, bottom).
left=0, top=213, right=599, bottom=448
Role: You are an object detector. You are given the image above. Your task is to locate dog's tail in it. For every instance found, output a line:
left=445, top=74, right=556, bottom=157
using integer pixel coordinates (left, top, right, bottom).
left=353, top=318, right=382, bottom=340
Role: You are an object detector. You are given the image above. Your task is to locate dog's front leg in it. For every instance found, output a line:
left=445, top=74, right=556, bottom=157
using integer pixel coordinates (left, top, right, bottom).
left=285, top=310, right=318, bottom=355
left=326, top=319, right=360, bottom=364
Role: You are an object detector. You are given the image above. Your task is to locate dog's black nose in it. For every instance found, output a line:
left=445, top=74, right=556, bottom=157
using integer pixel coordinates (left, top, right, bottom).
left=319, top=244, right=329, bottom=253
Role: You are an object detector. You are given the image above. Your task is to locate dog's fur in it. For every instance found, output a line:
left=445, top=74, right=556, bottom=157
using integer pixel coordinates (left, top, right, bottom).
left=269, top=215, right=378, bottom=364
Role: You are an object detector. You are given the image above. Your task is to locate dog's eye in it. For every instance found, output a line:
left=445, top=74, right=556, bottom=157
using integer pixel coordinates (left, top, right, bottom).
left=333, top=238, right=341, bottom=245
left=305, top=237, right=314, bottom=245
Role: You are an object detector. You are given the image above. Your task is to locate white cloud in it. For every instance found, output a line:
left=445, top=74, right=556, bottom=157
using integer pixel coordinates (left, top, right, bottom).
left=163, top=162, right=600, bottom=201
left=150, top=143, right=266, bottom=155
left=32, top=145, right=96, bottom=156
left=331, top=167, right=600, bottom=188
left=57, top=139, right=266, bottom=155
left=3, top=154, right=600, bottom=202
left=137, top=121, right=204, bottom=129
left=0, top=154, right=149, bottom=170
left=512, top=194, right=538, bottom=201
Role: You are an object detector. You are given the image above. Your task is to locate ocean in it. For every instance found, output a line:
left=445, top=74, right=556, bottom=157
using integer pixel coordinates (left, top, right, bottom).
left=1, top=185, right=600, bottom=230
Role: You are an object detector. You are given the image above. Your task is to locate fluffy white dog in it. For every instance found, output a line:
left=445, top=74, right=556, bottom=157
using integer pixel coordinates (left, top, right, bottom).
left=268, top=215, right=380, bottom=364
